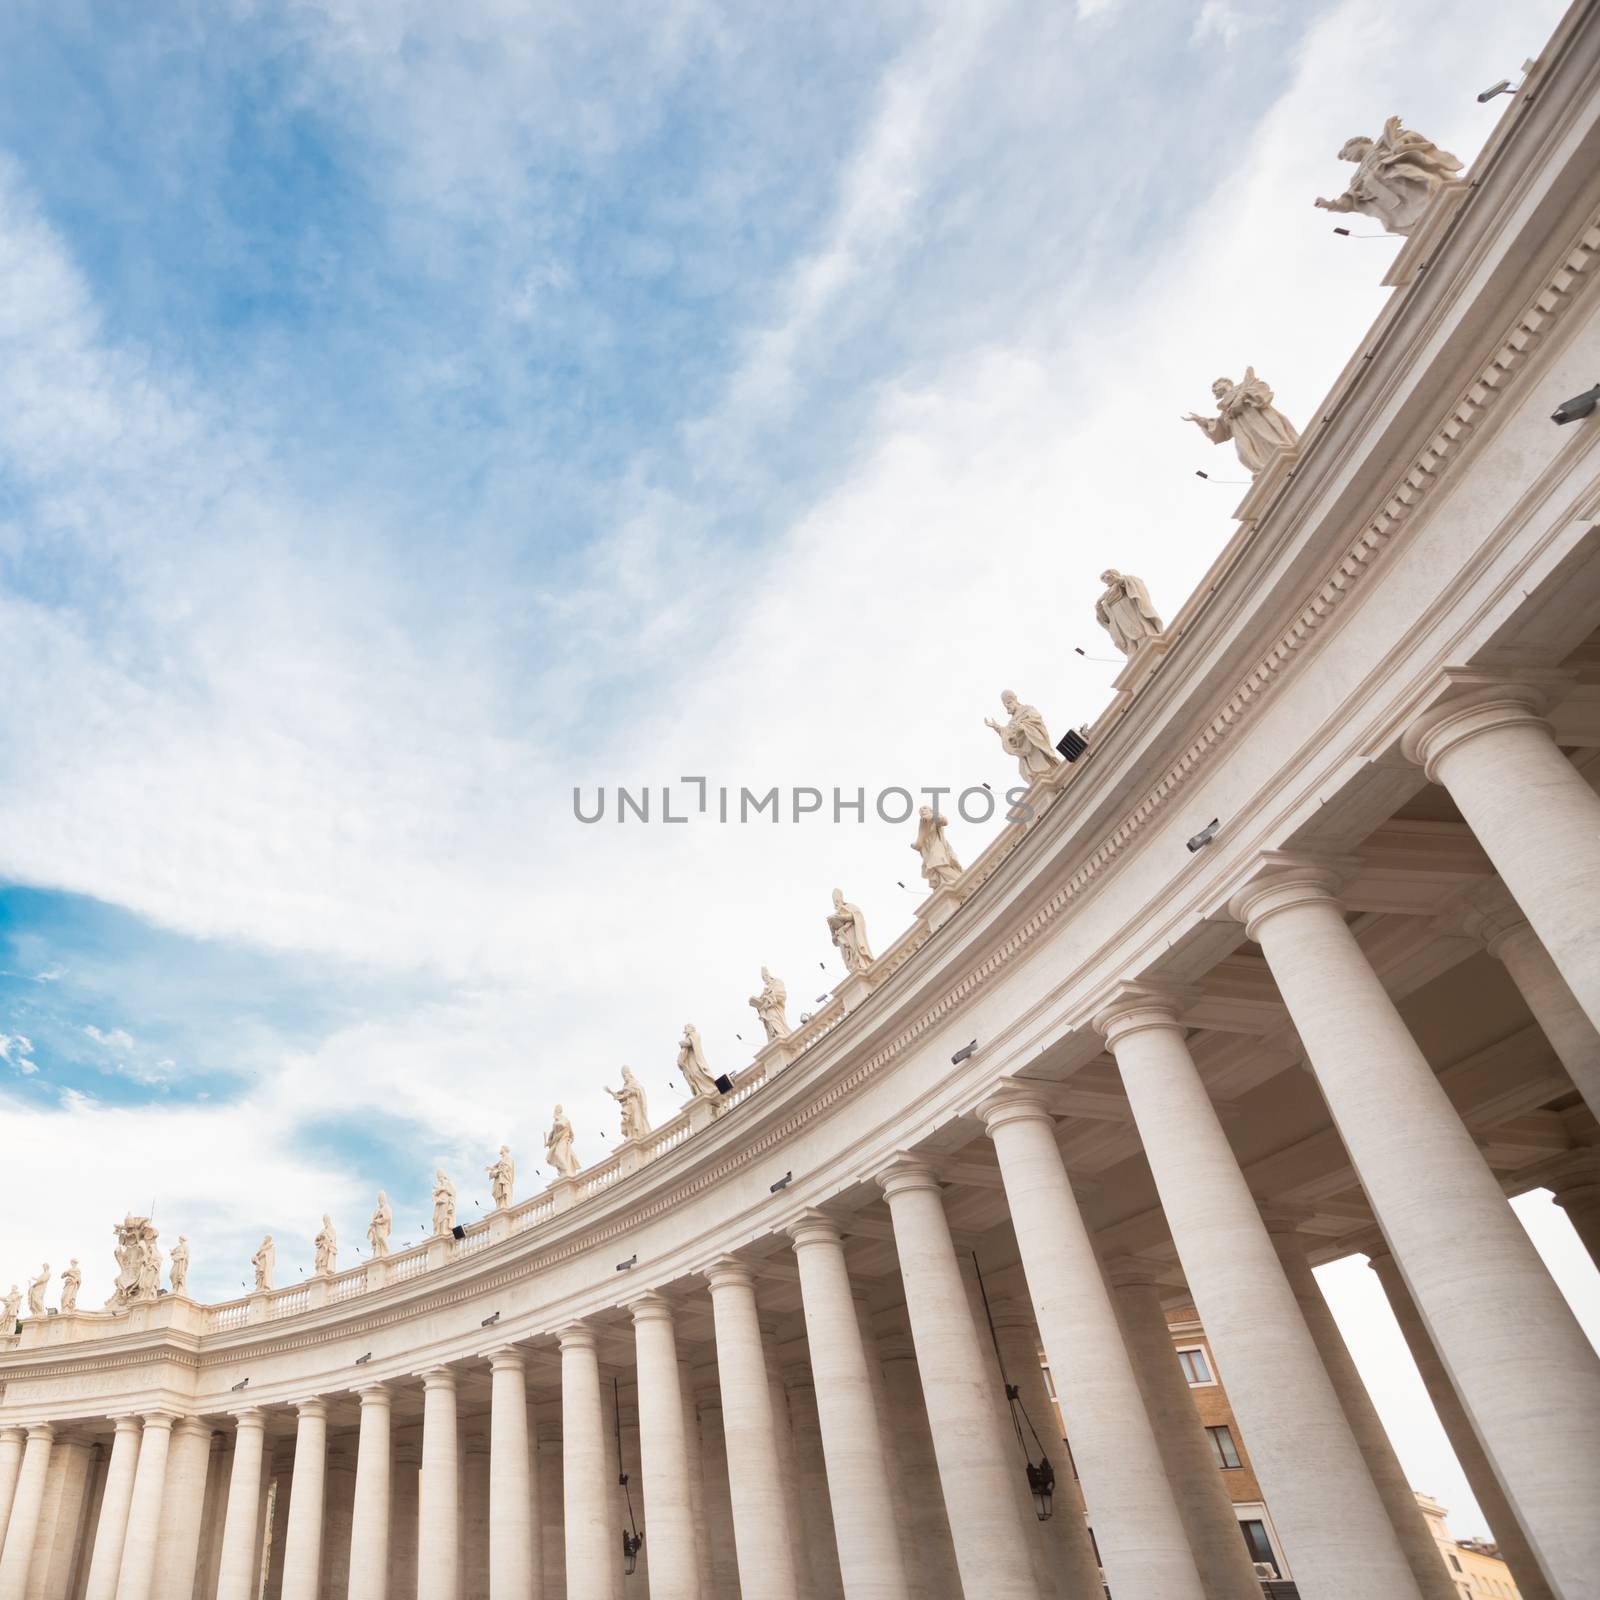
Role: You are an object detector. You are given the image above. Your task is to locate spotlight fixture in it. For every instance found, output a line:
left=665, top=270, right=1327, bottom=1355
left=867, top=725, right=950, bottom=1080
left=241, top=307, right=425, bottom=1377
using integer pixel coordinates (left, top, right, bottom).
left=355, top=1352, right=373, bottom=1365
left=231, top=1378, right=249, bottom=1392
left=770, top=1171, right=793, bottom=1194
left=616, top=1254, right=638, bottom=1272
left=951, top=1039, right=978, bottom=1066
left=814, top=993, right=830, bottom=1003
left=1186, top=818, right=1221, bottom=853
left=481, top=1311, right=501, bottom=1328
left=1055, top=728, right=1088, bottom=762
left=451, top=1224, right=467, bottom=1241
left=713, top=1073, right=735, bottom=1094
left=798, top=1011, right=812, bottom=1024
left=1551, top=382, right=1600, bottom=425
left=1476, top=77, right=1513, bottom=102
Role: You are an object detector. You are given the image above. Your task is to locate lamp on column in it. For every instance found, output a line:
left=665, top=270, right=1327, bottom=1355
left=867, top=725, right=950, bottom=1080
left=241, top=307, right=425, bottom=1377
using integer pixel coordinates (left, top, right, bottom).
left=972, top=1253, right=1055, bottom=1522
left=612, top=1376, right=645, bottom=1575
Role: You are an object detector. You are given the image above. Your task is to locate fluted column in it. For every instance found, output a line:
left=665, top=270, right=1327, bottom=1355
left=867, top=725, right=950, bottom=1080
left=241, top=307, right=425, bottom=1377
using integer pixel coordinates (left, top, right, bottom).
left=112, top=1411, right=172, bottom=1600
left=1234, top=865, right=1600, bottom=1598
left=628, top=1298, right=697, bottom=1600
left=0, top=1430, right=23, bottom=1562
left=1404, top=690, right=1600, bottom=1029
left=215, top=1411, right=267, bottom=1600
left=704, top=1259, right=799, bottom=1600
left=875, top=1157, right=1036, bottom=1599
left=485, top=1353, right=535, bottom=1600
left=559, top=1326, right=612, bottom=1600
left=81, top=1419, right=140, bottom=1600
left=1461, top=882, right=1600, bottom=1120
left=418, top=1370, right=460, bottom=1600
left=975, top=1100, right=1204, bottom=1600
left=1368, top=1249, right=1554, bottom=1600
left=786, top=1213, right=908, bottom=1600
left=345, top=1384, right=393, bottom=1600
left=278, top=1401, right=327, bottom=1600
left=150, top=1419, right=214, bottom=1599
left=0, top=1425, right=52, bottom=1600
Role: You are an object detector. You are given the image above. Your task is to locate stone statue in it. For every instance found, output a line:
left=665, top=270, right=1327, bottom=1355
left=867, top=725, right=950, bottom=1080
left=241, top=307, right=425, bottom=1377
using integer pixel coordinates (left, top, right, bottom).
left=2, top=1287, right=19, bottom=1330
left=606, top=1066, right=651, bottom=1141
left=368, top=1192, right=392, bottom=1258
left=60, top=1260, right=81, bottom=1313
left=26, top=1265, right=48, bottom=1318
left=432, top=1170, right=458, bottom=1235
left=136, top=1230, right=161, bottom=1301
left=545, top=1105, right=581, bottom=1178
left=314, top=1215, right=337, bottom=1276
left=251, top=1236, right=275, bottom=1293
left=487, top=1146, right=516, bottom=1209
left=1096, top=570, right=1164, bottom=655
left=986, top=690, right=1062, bottom=785
left=107, top=1215, right=161, bottom=1310
left=749, top=967, right=792, bottom=1043
left=1184, top=370, right=1300, bottom=477
left=911, top=806, right=964, bottom=890
left=676, top=1023, right=720, bottom=1099
left=827, top=888, right=874, bottom=975
left=169, top=1237, right=190, bottom=1296
left=1315, top=116, right=1462, bottom=236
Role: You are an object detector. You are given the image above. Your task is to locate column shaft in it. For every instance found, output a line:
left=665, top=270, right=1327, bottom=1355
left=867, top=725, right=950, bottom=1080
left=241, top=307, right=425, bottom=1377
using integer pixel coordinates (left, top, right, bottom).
left=111, top=1412, right=171, bottom=1600
left=762, top=1328, right=822, bottom=1600
left=419, top=1371, right=460, bottom=1600
left=278, top=1403, right=326, bottom=1600
left=0, top=1426, right=51, bottom=1600
left=347, top=1386, right=393, bottom=1600
left=678, top=1362, right=712, bottom=1597
left=80, top=1422, right=138, bottom=1600
left=559, top=1327, right=612, bottom=1600
left=705, top=1261, right=799, bottom=1600
left=463, top=1439, right=490, bottom=1600
left=977, top=1105, right=1205, bottom=1600
left=1237, top=871, right=1600, bottom=1597
left=630, top=1301, right=698, bottom=1600
left=390, top=1446, right=420, bottom=1600
left=215, top=1413, right=267, bottom=1600
left=149, top=1420, right=214, bottom=1600
left=0, top=1432, right=23, bottom=1564
left=694, top=1390, right=739, bottom=1600
left=488, top=1354, right=535, bottom=1600
left=876, top=1159, right=1037, bottom=1599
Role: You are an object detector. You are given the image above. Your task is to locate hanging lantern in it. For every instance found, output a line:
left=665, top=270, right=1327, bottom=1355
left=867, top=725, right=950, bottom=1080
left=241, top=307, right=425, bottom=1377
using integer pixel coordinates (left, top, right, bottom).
left=622, top=1530, right=644, bottom=1576
left=1025, top=1455, right=1056, bottom=1522
left=614, top=1376, right=645, bottom=1576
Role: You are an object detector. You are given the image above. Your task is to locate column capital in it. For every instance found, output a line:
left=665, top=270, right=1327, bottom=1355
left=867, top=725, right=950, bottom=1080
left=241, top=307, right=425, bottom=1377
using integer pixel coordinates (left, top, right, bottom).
left=1400, top=681, right=1560, bottom=778
left=1226, top=855, right=1352, bottom=937
left=231, top=1408, right=266, bottom=1433
left=1090, top=984, right=1194, bottom=1047
left=703, top=1255, right=756, bottom=1292
left=23, top=1421, right=54, bottom=1441
left=874, top=1153, right=939, bottom=1200
left=785, top=1207, right=844, bottom=1250
left=0, top=1425, right=24, bottom=1443
left=1100, top=1253, right=1164, bottom=1290
left=486, top=1345, right=527, bottom=1371
left=173, top=1417, right=214, bottom=1442
left=556, top=1323, right=597, bottom=1353
left=626, top=1292, right=676, bottom=1327
left=356, top=1381, right=393, bottom=1406
left=974, top=1084, right=1055, bottom=1134
left=139, top=1411, right=176, bottom=1433
left=1455, top=877, right=1531, bottom=956
left=294, top=1396, right=328, bottom=1420
left=1258, top=1202, right=1316, bottom=1237
left=110, top=1414, right=143, bottom=1436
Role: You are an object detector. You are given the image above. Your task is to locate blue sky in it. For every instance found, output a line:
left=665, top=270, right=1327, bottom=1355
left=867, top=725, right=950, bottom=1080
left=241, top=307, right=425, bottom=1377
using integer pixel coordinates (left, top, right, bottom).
left=0, top=0, right=1586, bottom=1537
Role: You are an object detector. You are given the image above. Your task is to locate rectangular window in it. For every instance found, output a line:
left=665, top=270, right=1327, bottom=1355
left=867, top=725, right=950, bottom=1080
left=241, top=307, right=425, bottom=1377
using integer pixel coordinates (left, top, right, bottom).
left=1206, top=1425, right=1242, bottom=1469
left=1176, top=1346, right=1213, bottom=1385
left=1239, top=1519, right=1276, bottom=1575
left=1449, top=1555, right=1462, bottom=1572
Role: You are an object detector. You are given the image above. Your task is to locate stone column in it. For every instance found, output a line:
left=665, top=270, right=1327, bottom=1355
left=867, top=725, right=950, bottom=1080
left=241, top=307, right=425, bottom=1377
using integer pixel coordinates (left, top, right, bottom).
left=781, top=1368, right=842, bottom=1600
left=1368, top=1249, right=1554, bottom=1600
left=694, top=1383, right=739, bottom=1600
left=1262, top=1222, right=1456, bottom=1600
left=215, top=1411, right=267, bottom=1600
left=150, top=1418, right=214, bottom=1599
left=875, top=1157, right=1037, bottom=1599
left=1546, top=1151, right=1600, bottom=1269
left=36, top=1434, right=94, bottom=1600
left=1102, top=1260, right=1263, bottom=1600
left=390, top=1442, right=420, bottom=1600
left=265, top=1442, right=293, bottom=1600
left=629, top=1298, right=698, bottom=1600
left=535, top=1416, right=564, bottom=1600
left=1461, top=882, right=1600, bottom=1120
left=1234, top=866, right=1600, bottom=1598
left=81, top=1420, right=140, bottom=1600
left=1404, top=691, right=1600, bottom=1030
left=0, top=1425, right=51, bottom=1600
left=849, top=1300, right=925, bottom=1598
left=112, top=1411, right=173, bottom=1600
left=463, top=1436, right=490, bottom=1600
left=678, top=1361, right=712, bottom=1597
left=703, top=1259, right=799, bottom=1600
left=278, top=1401, right=326, bottom=1600
left=346, top=1385, right=393, bottom=1600
left=975, top=1100, right=1204, bottom=1600
left=196, top=1431, right=231, bottom=1600
left=989, top=1298, right=1114, bottom=1600
left=874, top=1322, right=960, bottom=1599
left=418, top=1370, right=460, bottom=1600
left=760, top=1323, right=821, bottom=1600
left=0, top=1430, right=23, bottom=1559
left=787, top=1212, right=909, bottom=1600
left=559, top=1326, right=612, bottom=1600
left=486, top=1352, right=535, bottom=1600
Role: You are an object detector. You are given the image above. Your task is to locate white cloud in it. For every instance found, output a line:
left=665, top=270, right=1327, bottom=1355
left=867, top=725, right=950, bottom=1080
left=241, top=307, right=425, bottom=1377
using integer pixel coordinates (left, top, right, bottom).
left=0, top=1034, right=37, bottom=1074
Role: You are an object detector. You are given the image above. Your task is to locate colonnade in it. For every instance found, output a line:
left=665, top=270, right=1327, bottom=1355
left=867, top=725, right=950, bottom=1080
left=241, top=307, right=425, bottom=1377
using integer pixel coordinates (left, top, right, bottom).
left=0, top=688, right=1597, bottom=1600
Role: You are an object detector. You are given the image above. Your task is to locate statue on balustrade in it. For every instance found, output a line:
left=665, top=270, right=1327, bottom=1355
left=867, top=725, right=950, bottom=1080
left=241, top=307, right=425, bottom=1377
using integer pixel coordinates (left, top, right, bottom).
left=749, top=967, right=792, bottom=1042
left=169, top=1237, right=190, bottom=1297
left=2, top=1287, right=19, bottom=1330
left=60, top=1260, right=81, bottom=1313
left=1315, top=116, right=1462, bottom=236
left=911, top=805, right=964, bottom=890
left=26, top=1265, right=48, bottom=1318
left=677, top=1023, right=720, bottom=1099
left=136, top=1230, right=161, bottom=1300
left=827, top=888, right=874, bottom=975
left=1184, top=370, right=1300, bottom=477
left=488, top=1146, right=516, bottom=1209
left=432, top=1170, right=458, bottom=1235
left=107, top=1214, right=161, bottom=1309
left=986, top=690, right=1062, bottom=785
left=314, top=1215, right=338, bottom=1276
left=546, top=1104, right=581, bottom=1178
left=1096, top=570, right=1164, bottom=656
left=251, top=1235, right=275, bottom=1293
left=368, top=1191, right=392, bottom=1257
left=606, top=1066, right=651, bottom=1141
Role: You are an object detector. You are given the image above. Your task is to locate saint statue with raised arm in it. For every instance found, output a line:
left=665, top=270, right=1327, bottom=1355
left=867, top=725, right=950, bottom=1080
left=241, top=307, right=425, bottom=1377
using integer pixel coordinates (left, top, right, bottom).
left=749, top=967, right=792, bottom=1042
left=606, top=1067, right=651, bottom=1141
left=911, top=806, right=964, bottom=890
left=1315, top=116, right=1462, bottom=236
left=987, top=690, right=1061, bottom=785
left=368, top=1192, right=392, bottom=1257
left=676, top=1023, right=720, bottom=1099
left=487, top=1146, right=516, bottom=1209
left=1096, top=570, right=1164, bottom=655
left=1184, top=370, right=1300, bottom=477
left=545, top=1105, right=581, bottom=1177
left=827, top=888, right=874, bottom=974
left=432, top=1170, right=458, bottom=1235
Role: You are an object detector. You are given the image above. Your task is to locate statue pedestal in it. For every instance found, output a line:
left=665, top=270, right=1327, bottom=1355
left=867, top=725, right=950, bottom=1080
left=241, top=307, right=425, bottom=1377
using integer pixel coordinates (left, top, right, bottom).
left=1382, top=180, right=1469, bottom=289
left=835, top=969, right=880, bottom=1014
left=366, top=1257, right=392, bottom=1290
left=1232, top=446, right=1298, bottom=525
left=755, top=1035, right=799, bottom=1076
left=1111, top=634, right=1172, bottom=698
left=917, top=885, right=968, bottom=935
left=684, top=1096, right=720, bottom=1134
left=426, top=1236, right=451, bottom=1271
left=550, top=1176, right=582, bottom=1214
left=487, top=1209, right=513, bottom=1244
left=306, top=1277, right=331, bottom=1310
left=246, top=1292, right=270, bottom=1326
left=616, top=1140, right=645, bottom=1176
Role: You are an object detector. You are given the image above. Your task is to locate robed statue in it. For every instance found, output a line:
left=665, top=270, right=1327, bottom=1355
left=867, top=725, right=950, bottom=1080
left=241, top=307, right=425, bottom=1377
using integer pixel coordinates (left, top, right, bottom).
left=368, top=1192, right=392, bottom=1257
left=606, top=1067, right=651, bottom=1141
left=749, top=967, right=792, bottom=1042
left=827, top=888, right=874, bottom=975
left=545, top=1105, right=581, bottom=1178
left=677, top=1024, right=720, bottom=1099
left=986, top=690, right=1061, bottom=784
left=1315, top=117, right=1462, bottom=236
left=1184, top=370, right=1300, bottom=477
left=911, top=806, right=963, bottom=890
left=432, top=1169, right=457, bottom=1236
left=1095, top=570, right=1163, bottom=656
